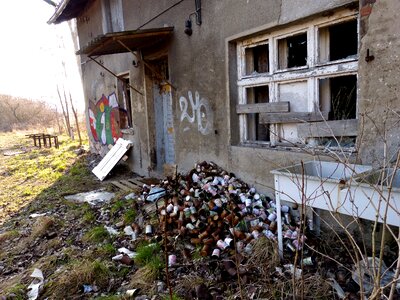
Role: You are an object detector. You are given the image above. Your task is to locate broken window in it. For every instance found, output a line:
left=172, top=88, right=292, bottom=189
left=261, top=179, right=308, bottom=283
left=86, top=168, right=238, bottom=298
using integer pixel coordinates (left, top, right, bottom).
left=245, top=85, right=270, bottom=142
left=245, top=43, right=269, bottom=75
left=319, top=75, right=357, bottom=120
left=235, top=10, right=358, bottom=148
left=319, top=19, right=358, bottom=63
left=278, top=32, right=307, bottom=69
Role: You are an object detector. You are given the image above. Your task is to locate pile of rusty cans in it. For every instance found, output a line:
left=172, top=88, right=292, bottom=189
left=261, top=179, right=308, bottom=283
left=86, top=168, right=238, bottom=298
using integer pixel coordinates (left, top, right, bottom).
left=147, top=161, right=306, bottom=262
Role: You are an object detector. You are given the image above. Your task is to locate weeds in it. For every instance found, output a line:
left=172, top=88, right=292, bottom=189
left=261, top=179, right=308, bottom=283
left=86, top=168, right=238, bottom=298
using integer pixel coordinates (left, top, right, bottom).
left=43, top=259, right=110, bottom=298
left=110, top=200, right=124, bottom=216
left=134, top=242, right=161, bottom=265
left=84, top=226, right=110, bottom=243
left=30, top=216, right=54, bottom=239
left=0, top=229, right=19, bottom=244
left=97, top=243, right=116, bottom=257
left=123, top=208, right=136, bottom=224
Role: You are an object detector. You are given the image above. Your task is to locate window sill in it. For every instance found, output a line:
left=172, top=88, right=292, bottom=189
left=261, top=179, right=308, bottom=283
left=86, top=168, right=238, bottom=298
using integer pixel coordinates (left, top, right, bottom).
left=236, top=141, right=357, bottom=154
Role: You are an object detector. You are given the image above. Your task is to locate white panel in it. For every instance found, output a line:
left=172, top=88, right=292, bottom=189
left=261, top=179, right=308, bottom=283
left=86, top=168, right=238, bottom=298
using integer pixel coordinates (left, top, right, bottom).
left=92, top=138, right=133, bottom=181
left=278, top=81, right=308, bottom=143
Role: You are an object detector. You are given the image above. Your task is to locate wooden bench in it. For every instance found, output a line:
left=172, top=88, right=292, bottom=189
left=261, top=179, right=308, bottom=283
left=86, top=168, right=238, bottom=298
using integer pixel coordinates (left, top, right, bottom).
left=26, top=134, right=59, bottom=149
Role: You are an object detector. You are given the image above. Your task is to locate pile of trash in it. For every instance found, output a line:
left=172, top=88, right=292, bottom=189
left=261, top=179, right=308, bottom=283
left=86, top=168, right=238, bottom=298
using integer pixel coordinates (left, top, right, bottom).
left=142, top=161, right=306, bottom=260
left=112, top=161, right=326, bottom=299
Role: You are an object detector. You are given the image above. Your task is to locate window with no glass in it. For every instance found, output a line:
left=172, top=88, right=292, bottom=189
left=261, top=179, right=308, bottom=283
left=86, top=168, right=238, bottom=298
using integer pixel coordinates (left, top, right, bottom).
left=234, top=9, right=359, bottom=148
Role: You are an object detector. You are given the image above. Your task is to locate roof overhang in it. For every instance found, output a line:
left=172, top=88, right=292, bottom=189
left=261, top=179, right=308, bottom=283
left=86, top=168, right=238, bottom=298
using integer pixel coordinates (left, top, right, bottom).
left=77, top=27, right=174, bottom=56
left=48, top=0, right=90, bottom=24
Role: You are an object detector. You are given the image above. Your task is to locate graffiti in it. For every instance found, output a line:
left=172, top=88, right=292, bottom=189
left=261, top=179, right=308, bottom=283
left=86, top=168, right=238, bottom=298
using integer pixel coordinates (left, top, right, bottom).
left=179, top=91, right=213, bottom=135
left=88, top=93, right=124, bottom=145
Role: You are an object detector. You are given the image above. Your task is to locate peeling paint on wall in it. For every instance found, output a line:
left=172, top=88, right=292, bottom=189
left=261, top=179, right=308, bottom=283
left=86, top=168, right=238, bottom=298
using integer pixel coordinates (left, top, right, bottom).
left=88, top=92, right=126, bottom=145
left=179, top=91, right=214, bottom=135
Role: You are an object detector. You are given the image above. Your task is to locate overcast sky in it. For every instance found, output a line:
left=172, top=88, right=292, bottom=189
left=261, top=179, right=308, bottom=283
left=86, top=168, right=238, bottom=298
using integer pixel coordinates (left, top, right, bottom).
left=0, top=0, right=85, bottom=111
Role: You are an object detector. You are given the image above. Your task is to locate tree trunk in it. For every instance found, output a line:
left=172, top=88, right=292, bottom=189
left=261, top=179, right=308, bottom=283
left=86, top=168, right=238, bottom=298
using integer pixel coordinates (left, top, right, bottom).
left=69, top=92, right=82, bottom=146
left=57, top=85, right=73, bottom=139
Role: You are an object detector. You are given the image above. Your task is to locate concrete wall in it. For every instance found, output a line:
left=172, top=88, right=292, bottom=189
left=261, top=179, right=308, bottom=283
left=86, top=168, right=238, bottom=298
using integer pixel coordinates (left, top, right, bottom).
left=75, top=0, right=400, bottom=199
left=357, top=0, right=400, bottom=167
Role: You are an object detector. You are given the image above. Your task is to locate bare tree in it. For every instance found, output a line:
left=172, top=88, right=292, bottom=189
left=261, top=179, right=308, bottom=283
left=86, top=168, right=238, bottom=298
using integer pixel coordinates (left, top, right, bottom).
left=69, top=91, right=82, bottom=146
left=57, top=85, right=73, bottom=139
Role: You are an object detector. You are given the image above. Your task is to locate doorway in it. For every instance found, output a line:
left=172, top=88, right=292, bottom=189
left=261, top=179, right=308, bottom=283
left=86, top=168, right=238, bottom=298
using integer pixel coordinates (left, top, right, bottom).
left=145, top=57, right=175, bottom=172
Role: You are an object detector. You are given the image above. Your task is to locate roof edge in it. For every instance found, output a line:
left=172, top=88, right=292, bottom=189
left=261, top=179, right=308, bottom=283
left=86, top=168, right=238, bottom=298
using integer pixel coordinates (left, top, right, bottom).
left=47, top=0, right=71, bottom=24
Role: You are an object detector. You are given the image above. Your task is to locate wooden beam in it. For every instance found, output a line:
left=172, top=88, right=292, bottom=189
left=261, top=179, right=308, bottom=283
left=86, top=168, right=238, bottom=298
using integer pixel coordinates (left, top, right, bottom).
left=259, top=111, right=329, bottom=124
left=297, top=119, right=358, bottom=138
left=236, top=102, right=290, bottom=114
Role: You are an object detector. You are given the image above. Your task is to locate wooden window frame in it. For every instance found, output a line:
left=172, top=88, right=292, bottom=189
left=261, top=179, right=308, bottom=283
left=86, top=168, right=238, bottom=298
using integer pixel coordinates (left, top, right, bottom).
left=236, top=9, right=359, bottom=147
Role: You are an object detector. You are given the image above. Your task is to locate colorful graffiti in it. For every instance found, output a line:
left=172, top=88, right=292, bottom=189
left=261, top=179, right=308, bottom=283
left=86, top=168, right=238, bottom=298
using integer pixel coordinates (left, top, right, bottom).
left=88, top=93, right=127, bottom=145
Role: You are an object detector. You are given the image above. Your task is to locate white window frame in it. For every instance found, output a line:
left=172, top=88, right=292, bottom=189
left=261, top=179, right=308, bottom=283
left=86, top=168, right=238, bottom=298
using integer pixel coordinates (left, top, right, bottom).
left=236, top=9, right=359, bottom=147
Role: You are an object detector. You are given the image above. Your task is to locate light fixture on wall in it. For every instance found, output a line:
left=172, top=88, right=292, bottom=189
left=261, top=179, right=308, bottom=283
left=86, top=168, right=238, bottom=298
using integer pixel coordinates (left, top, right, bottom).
left=184, top=0, right=202, bottom=36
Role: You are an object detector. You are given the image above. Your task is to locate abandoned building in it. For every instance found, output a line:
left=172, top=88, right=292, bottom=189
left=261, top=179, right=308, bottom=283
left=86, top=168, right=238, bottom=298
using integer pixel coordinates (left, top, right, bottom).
left=48, top=0, right=400, bottom=198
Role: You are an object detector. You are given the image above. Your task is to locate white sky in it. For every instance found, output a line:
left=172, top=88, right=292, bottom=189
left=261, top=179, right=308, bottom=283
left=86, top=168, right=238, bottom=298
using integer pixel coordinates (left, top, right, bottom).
left=0, top=0, right=85, bottom=111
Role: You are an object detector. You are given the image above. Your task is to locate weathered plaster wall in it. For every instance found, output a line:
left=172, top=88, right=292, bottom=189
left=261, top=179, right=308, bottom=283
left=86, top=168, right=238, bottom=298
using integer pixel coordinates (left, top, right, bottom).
left=358, top=0, right=400, bottom=167
left=119, top=0, right=357, bottom=193
left=76, top=0, right=104, bottom=49
left=76, top=0, right=400, bottom=197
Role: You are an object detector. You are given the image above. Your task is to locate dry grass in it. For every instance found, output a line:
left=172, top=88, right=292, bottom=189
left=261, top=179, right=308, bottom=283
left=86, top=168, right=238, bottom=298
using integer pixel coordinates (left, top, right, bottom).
left=0, top=229, right=19, bottom=244
left=129, top=265, right=159, bottom=294
left=43, top=259, right=110, bottom=298
left=173, top=273, right=207, bottom=296
left=247, top=237, right=280, bottom=269
left=30, top=216, right=54, bottom=239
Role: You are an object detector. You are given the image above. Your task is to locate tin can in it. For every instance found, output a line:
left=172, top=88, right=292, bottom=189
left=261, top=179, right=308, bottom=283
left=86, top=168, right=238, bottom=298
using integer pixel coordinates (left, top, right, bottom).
left=249, top=219, right=259, bottom=227
left=251, top=230, right=260, bottom=239
left=168, top=254, right=176, bottom=267
left=284, top=212, right=291, bottom=224
left=190, top=206, right=197, bottom=214
left=166, top=203, right=174, bottom=213
left=301, top=256, right=314, bottom=266
left=281, top=205, right=290, bottom=213
left=245, top=198, right=252, bottom=207
left=190, top=214, right=197, bottom=223
left=200, top=244, right=211, bottom=256
left=267, top=212, right=277, bottom=222
left=145, top=225, right=152, bottom=235
left=186, top=223, right=195, bottom=230
left=292, top=239, right=302, bottom=250
left=211, top=248, right=220, bottom=258
left=239, top=193, right=247, bottom=203
left=216, top=239, right=229, bottom=250
left=236, top=241, right=244, bottom=253
left=285, top=240, right=296, bottom=252
left=263, top=229, right=275, bottom=240
left=184, top=208, right=191, bottom=218
left=224, top=237, right=234, bottom=248
left=284, top=230, right=293, bottom=239
left=214, top=198, right=222, bottom=207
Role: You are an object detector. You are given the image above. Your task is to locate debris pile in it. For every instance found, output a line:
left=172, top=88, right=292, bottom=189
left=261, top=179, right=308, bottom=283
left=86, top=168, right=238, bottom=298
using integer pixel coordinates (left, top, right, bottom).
left=146, top=161, right=307, bottom=259
left=116, top=161, right=319, bottom=299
